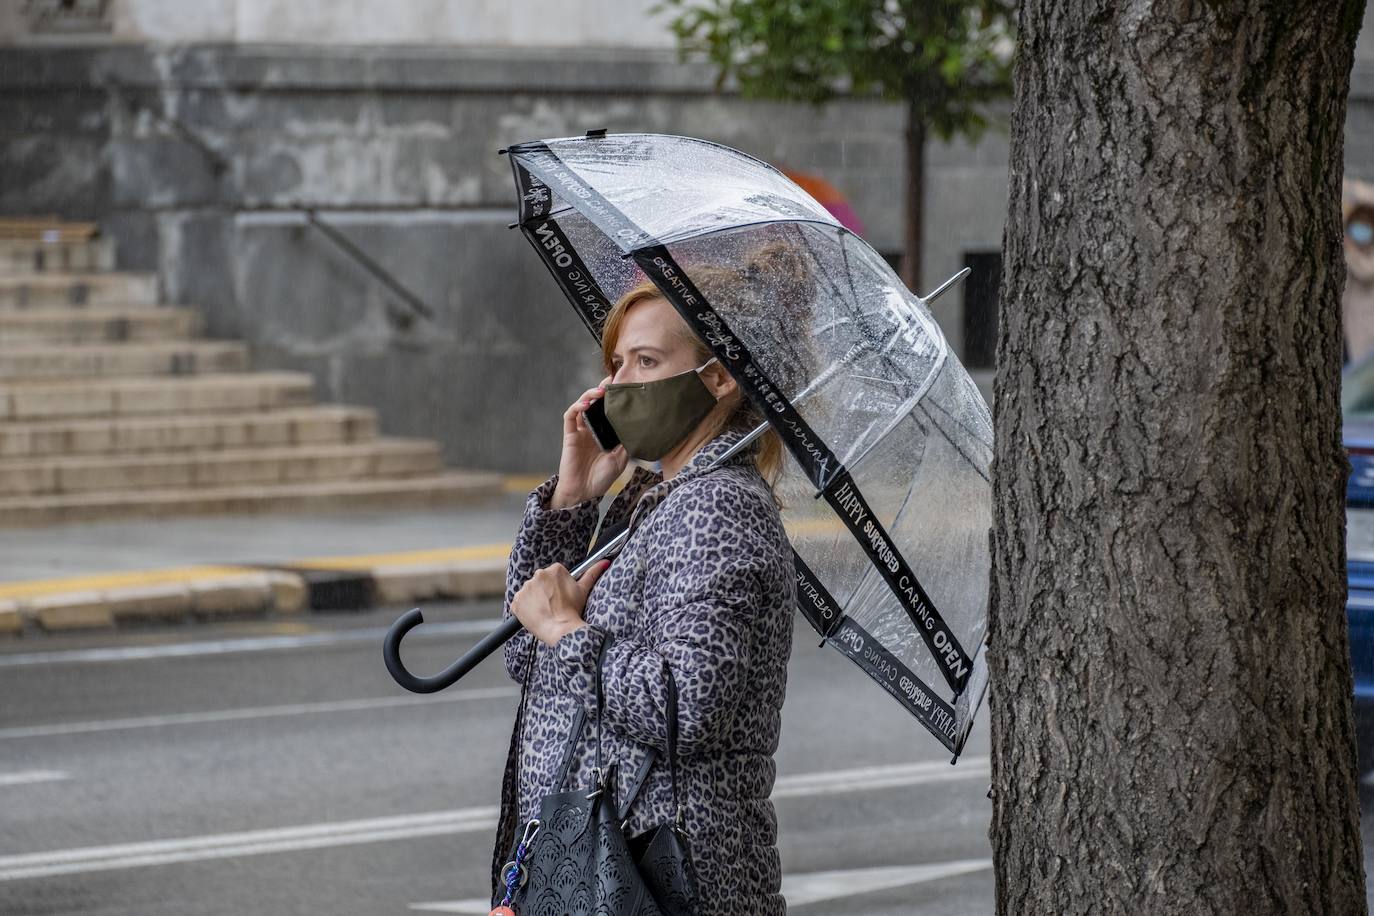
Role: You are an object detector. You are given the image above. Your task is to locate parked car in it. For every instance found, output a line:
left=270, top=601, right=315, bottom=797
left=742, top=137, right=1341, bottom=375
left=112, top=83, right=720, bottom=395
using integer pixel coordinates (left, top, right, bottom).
left=1342, top=353, right=1374, bottom=767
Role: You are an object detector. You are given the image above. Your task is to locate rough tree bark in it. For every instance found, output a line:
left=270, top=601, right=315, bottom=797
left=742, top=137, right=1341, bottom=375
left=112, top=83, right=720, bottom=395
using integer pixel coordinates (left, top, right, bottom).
left=990, top=2, right=1369, bottom=914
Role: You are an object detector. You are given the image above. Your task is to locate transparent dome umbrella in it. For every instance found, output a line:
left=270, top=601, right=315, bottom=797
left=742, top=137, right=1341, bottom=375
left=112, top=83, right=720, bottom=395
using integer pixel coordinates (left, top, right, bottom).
left=383, top=131, right=992, bottom=759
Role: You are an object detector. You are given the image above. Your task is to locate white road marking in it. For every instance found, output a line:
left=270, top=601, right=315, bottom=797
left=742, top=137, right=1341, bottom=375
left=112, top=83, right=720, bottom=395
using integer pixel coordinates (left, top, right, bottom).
left=0, top=757, right=988, bottom=882
left=408, top=859, right=994, bottom=913
left=0, top=808, right=499, bottom=881
left=0, top=770, right=68, bottom=787
left=783, top=859, right=993, bottom=907
left=0, top=619, right=501, bottom=667
left=408, top=901, right=491, bottom=914
left=0, top=687, right=520, bottom=741
left=772, top=757, right=989, bottom=798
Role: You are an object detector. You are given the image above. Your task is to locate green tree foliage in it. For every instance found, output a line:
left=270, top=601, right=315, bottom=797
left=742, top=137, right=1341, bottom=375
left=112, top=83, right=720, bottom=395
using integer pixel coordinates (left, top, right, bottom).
left=657, top=0, right=1015, bottom=138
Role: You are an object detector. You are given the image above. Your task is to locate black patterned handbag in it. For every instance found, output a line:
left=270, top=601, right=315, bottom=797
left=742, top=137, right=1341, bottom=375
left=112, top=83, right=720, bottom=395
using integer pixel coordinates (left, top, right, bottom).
left=491, top=636, right=699, bottom=916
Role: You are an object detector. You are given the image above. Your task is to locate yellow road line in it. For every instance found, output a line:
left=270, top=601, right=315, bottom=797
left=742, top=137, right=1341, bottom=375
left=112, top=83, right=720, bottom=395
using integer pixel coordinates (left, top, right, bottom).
left=0, top=566, right=259, bottom=601
left=0, top=545, right=515, bottom=599
left=287, top=544, right=511, bottom=571
left=501, top=474, right=546, bottom=493
left=502, top=473, right=634, bottom=496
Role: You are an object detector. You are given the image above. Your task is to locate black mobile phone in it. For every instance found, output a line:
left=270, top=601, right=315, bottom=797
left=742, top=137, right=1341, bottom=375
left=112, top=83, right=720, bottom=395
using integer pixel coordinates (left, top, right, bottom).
left=583, top=397, right=621, bottom=451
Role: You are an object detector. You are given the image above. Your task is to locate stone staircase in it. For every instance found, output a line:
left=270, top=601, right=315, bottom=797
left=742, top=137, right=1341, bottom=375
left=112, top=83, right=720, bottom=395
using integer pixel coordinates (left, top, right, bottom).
left=0, top=222, right=501, bottom=527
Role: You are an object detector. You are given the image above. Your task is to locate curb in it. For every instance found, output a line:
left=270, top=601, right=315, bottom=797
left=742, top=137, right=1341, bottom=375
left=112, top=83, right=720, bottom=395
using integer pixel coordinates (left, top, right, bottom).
left=0, top=545, right=510, bottom=638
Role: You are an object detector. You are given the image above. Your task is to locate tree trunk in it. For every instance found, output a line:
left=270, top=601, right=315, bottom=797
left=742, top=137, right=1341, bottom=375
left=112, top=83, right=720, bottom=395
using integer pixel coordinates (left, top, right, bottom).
left=990, top=3, right=1369, bottom=914
left=902, top=102, right=925, bottom=293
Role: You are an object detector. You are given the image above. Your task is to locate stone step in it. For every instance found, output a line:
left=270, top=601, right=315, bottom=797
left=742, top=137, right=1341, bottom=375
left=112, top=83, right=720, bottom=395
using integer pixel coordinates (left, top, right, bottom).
left=0, top=272, right=159, bottom=308
left=0, top=372, right=317, bottom=421
left=0, top=405, right=378, bottom=459
left=0, top=470, right=502, bottom=527
left=0, top=218, right=98, bottom=242
left=0, top=306, right=201, bottom=343
left=0, top=439, right=444, bottom=497
left=0, top=238, right=115, bottom=274
left=0, top=340, right=249, bottom=380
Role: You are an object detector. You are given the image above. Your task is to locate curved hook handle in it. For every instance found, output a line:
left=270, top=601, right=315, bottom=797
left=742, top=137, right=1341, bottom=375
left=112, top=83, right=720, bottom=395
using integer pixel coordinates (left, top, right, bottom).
left=383, top=607, right=522, bottom=694
left=382, top=444, right=781, bottom=694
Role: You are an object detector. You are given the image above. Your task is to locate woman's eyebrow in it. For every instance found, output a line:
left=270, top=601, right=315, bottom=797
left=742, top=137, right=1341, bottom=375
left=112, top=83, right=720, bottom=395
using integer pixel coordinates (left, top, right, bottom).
left=615, top=345, right=666, bottom=358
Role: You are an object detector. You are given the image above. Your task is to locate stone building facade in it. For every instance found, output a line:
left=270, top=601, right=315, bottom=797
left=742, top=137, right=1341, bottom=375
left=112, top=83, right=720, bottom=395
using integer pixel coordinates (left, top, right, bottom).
left=2, top=0, right=1366, bottom=470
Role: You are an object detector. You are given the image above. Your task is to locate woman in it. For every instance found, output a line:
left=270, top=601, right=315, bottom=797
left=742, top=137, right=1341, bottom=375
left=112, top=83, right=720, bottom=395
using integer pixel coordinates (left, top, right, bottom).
left=490, top=260, right=801, bottom=915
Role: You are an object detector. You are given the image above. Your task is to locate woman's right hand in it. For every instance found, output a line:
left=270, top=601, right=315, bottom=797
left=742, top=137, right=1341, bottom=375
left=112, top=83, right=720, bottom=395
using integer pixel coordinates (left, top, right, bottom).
left=550, top=376, right=628, bottom=509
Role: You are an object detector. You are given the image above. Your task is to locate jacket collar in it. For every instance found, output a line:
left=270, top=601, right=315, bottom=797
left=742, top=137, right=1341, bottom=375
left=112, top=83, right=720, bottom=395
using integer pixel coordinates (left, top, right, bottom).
left=625, top=426, right=756, bottom=526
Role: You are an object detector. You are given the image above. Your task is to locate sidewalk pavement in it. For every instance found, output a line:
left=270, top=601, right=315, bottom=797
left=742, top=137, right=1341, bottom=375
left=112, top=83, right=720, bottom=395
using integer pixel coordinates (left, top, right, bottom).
left=0, top=478, right=544, bottom=637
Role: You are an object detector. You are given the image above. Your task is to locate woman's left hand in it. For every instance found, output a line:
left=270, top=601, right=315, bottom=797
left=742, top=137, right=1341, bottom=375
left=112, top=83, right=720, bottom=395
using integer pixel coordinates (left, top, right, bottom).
left=511, top=559, right=611, bottom=646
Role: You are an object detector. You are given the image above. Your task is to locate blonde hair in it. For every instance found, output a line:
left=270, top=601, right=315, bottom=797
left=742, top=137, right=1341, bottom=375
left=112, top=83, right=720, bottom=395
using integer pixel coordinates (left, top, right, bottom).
left=599, top=241, right=817, bottom=493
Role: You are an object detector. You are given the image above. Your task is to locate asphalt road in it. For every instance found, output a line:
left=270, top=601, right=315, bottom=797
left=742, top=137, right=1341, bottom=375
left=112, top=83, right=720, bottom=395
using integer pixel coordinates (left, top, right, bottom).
left=0, top=602, right=995, bottom=916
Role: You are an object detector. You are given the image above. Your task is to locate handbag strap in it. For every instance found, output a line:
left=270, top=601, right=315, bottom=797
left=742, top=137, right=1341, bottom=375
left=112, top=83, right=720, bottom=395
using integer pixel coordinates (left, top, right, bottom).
left=549, top=630, right=616, bottom=793
left=593, top=632, right=614, bottom=778
left=551, top=706, right=588, bottom=791
left=616, top=662, right=683, bottom=826
left=619, top=747, right=657, bottom=818
left=551, top=635, right=683, bottom=824
left=663, top=662, right=682, bottom=825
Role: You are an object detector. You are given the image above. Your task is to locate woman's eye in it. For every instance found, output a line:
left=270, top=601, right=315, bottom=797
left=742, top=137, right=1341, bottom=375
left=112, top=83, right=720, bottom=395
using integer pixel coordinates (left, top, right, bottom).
left=638, top=355, right=656, bottom=368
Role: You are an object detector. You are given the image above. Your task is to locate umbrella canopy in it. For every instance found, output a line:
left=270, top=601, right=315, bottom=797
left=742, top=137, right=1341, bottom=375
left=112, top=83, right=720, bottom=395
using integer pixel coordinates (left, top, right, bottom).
left=503, top=131, right=992, bottom=757
left=781, top=169, right=867, bottom=236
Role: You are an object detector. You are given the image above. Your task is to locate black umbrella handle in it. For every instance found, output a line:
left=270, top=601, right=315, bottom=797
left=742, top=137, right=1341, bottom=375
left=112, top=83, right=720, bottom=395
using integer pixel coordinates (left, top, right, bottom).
left=383, top=608, right=523, bottom=694
left=382, top=521, right=642, bottom=693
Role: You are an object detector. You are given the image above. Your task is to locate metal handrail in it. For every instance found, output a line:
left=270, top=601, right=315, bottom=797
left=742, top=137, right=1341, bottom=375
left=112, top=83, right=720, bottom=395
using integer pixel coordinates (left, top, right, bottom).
left=105, top=78, right=230, bottom=174
left=299, top=209, right=436, bottom=323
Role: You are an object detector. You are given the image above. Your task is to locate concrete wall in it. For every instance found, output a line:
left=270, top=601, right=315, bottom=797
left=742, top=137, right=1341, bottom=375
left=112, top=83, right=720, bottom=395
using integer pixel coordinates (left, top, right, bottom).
left=921, top=116, right=1011, bottom=361
left=0, top=43, right=918, bottom=473
left=0, top=0, right=676, bottom=48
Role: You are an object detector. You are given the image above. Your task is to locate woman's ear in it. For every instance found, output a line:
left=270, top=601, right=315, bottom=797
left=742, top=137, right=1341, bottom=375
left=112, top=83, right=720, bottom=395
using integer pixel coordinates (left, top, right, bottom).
left=702, top=361, right=737, bottom=399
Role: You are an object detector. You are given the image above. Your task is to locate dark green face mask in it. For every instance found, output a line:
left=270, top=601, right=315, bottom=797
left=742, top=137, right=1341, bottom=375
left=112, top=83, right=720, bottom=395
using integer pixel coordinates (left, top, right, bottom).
left=603, top=358, right=720, bottom=461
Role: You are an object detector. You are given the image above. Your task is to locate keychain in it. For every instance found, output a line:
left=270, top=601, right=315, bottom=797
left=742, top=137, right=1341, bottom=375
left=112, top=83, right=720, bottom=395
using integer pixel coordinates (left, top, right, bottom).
left=490, top=818, right=540, bottom=916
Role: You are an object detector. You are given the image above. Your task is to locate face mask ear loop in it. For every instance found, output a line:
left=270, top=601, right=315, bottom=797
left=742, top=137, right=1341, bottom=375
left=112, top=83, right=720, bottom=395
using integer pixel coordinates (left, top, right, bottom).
left=695, top=356, right=723, bottom=401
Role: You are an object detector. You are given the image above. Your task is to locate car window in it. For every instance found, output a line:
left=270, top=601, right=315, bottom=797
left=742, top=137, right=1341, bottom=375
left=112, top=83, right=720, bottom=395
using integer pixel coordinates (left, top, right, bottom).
left=1344, top=353, right=1374, bottom=418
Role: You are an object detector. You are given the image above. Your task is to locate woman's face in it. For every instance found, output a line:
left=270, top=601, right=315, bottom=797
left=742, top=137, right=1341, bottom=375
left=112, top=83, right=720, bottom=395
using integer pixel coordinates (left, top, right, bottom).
left=608, top=296, right=705, bottom=384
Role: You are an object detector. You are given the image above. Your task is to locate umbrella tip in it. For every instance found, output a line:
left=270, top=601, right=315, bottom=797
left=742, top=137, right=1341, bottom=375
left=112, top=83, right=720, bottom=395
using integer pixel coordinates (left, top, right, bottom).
left=920, top=267, right=972, bottom=305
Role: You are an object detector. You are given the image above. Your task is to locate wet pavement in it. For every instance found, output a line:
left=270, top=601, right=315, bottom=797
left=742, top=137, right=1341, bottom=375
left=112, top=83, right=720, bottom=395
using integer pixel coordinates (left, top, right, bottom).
left=0, top=601, right=993, bottom=916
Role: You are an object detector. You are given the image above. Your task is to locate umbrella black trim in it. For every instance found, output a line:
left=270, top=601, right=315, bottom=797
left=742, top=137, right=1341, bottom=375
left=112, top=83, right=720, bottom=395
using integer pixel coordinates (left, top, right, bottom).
left=794, top=551, right=960, bottom=753
left=511, top=156, right=553, bottom=223
left=953, top=639, right=990, bottom=755
left=517, top=219, right=613, bottom=338
left=829, top=616, right=960, bottom=752
left=509, top=160, right=614, bottom=336
left=509, top=141, right=659, bottom=250
left=634, top=245, right=972, bottom=695
left=792, top=551, right=844, bottom=639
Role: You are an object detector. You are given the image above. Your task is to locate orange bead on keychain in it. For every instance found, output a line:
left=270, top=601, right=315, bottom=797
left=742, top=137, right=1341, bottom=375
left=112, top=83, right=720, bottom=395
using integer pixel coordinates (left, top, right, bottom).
left=488, top=908, right=516, bottom=916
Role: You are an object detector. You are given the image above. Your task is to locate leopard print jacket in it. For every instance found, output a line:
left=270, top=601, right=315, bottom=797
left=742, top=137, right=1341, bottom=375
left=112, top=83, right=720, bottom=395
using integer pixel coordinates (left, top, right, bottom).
left=490, top=429, right=795, bottom=915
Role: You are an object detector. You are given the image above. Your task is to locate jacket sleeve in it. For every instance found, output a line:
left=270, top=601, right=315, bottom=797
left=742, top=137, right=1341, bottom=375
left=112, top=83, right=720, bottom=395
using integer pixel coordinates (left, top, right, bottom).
left=551, top=478, right=783, bottom=756
left=502, top=474, right=601, bottom=684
